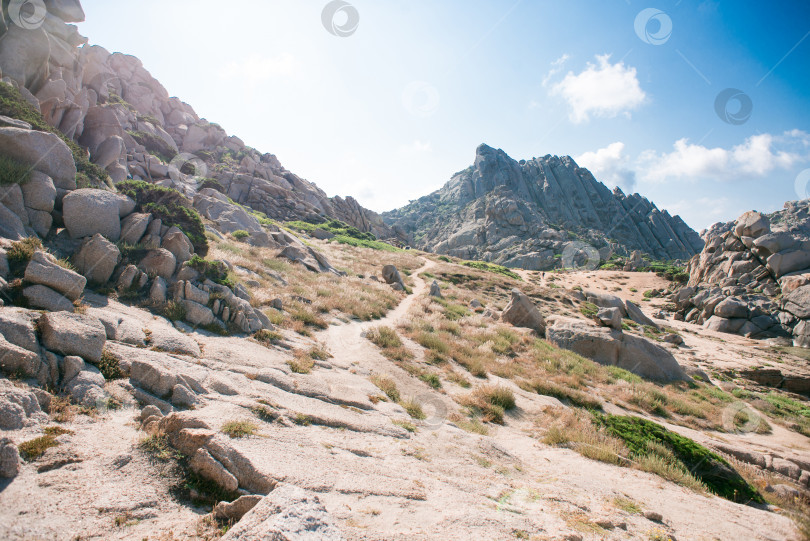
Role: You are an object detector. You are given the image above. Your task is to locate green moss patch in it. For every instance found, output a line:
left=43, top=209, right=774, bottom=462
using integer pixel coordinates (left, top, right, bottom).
left=595, top=414, right=761, bottom=503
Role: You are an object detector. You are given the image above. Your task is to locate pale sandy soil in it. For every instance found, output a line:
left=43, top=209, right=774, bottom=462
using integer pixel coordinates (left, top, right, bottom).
left=1, top=261, right=807, bottom=540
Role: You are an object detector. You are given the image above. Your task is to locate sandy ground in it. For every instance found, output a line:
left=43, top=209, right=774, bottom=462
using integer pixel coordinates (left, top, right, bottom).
left=1, top=263, right=807, bottom=540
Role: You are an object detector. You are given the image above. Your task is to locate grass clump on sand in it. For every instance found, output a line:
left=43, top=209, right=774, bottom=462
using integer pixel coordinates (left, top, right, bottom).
left=220, top=420, right=258, bottom=439
left=459, top=385, right=516, bottom=424
left=366, top=326, right=414, bottom=361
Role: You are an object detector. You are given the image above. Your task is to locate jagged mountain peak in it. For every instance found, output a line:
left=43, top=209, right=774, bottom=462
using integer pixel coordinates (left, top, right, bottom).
left=385, top=145, right=704, bottom=269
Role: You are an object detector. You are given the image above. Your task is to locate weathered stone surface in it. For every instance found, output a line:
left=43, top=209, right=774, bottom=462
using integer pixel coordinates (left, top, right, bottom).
left=0, top=334, right=41, bottom=377
left=130, top=359, right=177, bottom=399
left=66, top=366, right=107, bottom=407
left=734, top=211, right=770, bottom=239
left=171, top=384, right=198, bottom=408
left=0, top=127, right=76, bottom=189
left=222, top=484, right=344, bottom=541
left=189, top=447, right=238, bottom=492
left=63, top=189, right=130, bottom=241
left=161, top=228, right=193, bottom=263
left=23, top=285, right=75, bottom=312
left=586, top=292, right=628, bottom=318
left=429, top=280, right=442, bottom=298
left=24, top=251, right=86, bottom=300
left=120, top=213, right=151, bottom=245
left=91, top=135, right=125, bottom=169
left=0, top=437, right=20, bottom=478
left=546, top=317, right=686, bottom=382
left=73, top=234, right=121, bottom=285
left=213, top=495, right=263, bottom=522
left=138, top=249, right=177, bottom=279
left=784, top=285, right=810, bottom=319
left=502, top=289, right=546, bottom=334
left=625, top=301, right=658, bottom=328
left=0, top=308, right=39, bottom=352
left=595, top=307, right=622, bottom=330
left=183, top=300, right=215, bottom=326
left=0, top=379, right=47, bottom=430
left=382, top=265, right=404, bottom=287
left=767, top=250, right=810, bottom=279
left=704, top=316, right=746, bottom=334
left=0, top=201, right=26, bottom=240
left=713, top=297, right=749, bottom=319
left=20, top=171, right=56, bottom=213
left=39, top=312, right=106, bottom=363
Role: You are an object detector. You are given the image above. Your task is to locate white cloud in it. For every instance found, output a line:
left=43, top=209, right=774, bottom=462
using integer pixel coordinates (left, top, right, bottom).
left=219, top=53, right=297, bottom=85
left=575, top=142, right=637, bottom=192
left=549, top=54, right=646, bottom=123
left=398, top=139, right=432, bottom=154
left=542, top=54, right=570, bottom=87
left=639, top=131, right=808, bottom=183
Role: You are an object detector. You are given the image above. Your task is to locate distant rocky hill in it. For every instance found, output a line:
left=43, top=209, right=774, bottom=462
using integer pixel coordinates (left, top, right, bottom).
left=384, top=144, right=704, bottom=269
left=0, top=2, right=392, bottom=240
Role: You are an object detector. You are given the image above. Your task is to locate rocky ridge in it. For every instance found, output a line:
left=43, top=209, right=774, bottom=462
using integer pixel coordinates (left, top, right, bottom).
left=0, top=1, right=392, bottom=240
left=383, top=144, right=704, bottom=269
left=672, top=200, right=810, bottom=348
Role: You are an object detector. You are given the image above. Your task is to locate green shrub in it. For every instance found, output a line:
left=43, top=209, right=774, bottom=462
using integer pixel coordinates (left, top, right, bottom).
left=18, top=435, right=60, bottom=460
left=460, top=260, right=520, bottom=280
left=0, top=155, right=31, bottom=186
left=98, top=349, right=123, bottom=380
left=7, top=237, right=42, bottom=275
left=232, top=230, right=250, bottom=240
left=198, top=178, right=226, bottom=193
left=186, top=254, right=232, bottom=286
left=117, top=180, right=207, bottom=255
left=162, top=301, right=187, bottom=322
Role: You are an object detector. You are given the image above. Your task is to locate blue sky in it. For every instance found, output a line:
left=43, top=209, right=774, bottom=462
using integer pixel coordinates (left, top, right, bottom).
left=77, top=0, right=810, bottom=230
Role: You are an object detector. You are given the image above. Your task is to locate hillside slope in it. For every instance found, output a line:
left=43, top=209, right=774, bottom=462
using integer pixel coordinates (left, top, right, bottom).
left=0, top=3, right=392, bottom=239
left=384, top=144, right=704, bottom=269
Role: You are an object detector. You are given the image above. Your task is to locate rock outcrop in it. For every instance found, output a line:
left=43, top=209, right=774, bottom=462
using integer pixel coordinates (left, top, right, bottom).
left=673, top=201, right=810, bottom=346
left=546, top=317, right=688, bottom=382
left=384, top=144, right=703, bottom=269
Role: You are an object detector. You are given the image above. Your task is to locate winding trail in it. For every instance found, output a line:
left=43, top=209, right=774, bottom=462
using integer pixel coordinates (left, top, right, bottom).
left=318, top=258, right=436, bottom=371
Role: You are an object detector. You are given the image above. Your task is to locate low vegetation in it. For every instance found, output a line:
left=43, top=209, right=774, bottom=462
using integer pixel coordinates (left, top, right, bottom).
left=459, top=260, right=521, bottom=280
left=117, top=180, right=208, bottom=255
left=287, top=218, right=402, bottom=251
left=0, top=155, right=31, bottom=185
left=220, top=420, right=258, bottom=438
